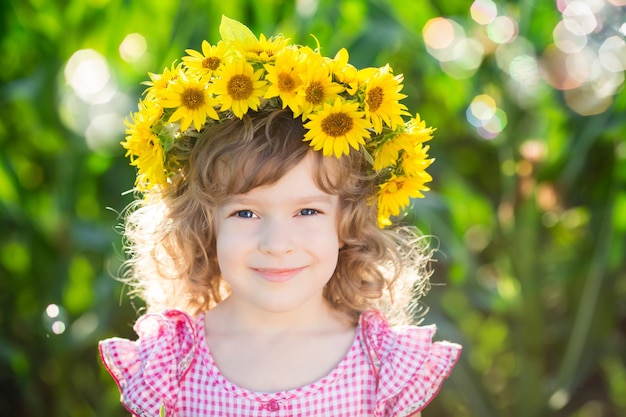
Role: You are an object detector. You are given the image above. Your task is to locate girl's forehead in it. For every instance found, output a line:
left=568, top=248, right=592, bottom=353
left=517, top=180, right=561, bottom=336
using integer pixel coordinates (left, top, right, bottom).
left=223, top=152, right=338, bottom=201
left=214, top=148, right=344, bottom=198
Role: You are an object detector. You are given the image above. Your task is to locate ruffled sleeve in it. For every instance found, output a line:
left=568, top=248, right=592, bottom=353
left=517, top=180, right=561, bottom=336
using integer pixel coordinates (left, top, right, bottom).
left=98, top=310, right=197, bottom=417
left=360, top=310, right=461, bottom=417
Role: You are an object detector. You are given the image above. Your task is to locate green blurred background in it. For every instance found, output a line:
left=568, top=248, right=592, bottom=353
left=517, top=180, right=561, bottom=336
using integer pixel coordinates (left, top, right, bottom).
left=2, top=0, right=625, bottom=416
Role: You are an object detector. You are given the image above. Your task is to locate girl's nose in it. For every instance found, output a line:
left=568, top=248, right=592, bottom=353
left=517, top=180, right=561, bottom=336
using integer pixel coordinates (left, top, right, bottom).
left=258, top=218, right=294, bottom=254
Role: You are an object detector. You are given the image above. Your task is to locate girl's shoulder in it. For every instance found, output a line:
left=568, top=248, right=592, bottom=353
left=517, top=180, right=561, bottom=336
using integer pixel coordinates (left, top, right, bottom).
left=359, top=309, right=462, bottom=416
left=98, top=309, right=200, bottom=416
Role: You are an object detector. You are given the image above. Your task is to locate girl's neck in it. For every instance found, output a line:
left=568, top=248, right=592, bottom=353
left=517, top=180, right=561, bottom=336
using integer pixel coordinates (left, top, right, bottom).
left=207, top=296, right=352, bottom=336
left=203, top=296, right=357, bottom=393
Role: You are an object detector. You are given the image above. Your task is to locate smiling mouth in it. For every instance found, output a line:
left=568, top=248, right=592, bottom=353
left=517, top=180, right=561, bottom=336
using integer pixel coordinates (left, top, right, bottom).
left=252, top=267, right=306, bottom=282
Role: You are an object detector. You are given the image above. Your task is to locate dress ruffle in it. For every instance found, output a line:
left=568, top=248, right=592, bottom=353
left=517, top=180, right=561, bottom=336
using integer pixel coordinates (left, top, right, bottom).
left=360, top=310, right=462, bottom=417
left=99, top=309, right=460, bottom=417
left=98, top=310, right=196, bottom=417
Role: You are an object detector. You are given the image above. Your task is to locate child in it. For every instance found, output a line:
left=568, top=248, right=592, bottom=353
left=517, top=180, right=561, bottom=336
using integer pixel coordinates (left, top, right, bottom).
left=100, top=16, right=461, bottom=417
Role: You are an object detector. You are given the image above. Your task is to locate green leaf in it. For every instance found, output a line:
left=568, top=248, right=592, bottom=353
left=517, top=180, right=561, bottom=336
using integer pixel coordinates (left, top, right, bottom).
left=219, top=15, right=257, bottom=43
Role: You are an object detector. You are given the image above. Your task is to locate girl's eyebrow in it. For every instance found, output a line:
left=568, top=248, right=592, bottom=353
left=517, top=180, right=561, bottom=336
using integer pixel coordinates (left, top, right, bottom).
left=224, top=194, right=334, bottom=206
left=292, top=195, right=334, bottom=205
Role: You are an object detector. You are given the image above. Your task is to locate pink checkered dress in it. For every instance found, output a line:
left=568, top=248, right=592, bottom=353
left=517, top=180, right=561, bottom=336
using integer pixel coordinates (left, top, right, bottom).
left=99, top=310, right=460, bottom=417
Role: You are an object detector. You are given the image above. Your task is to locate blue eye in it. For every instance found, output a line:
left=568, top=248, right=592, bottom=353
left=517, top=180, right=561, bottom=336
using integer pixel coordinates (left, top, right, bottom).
left=299, top=208, right=319, bottom=216
left=234, top=210, right=255, bottom=218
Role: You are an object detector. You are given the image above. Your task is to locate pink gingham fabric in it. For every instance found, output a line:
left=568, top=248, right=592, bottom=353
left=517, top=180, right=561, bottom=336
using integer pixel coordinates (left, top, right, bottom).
left=99, top=309, right=460, bottom=417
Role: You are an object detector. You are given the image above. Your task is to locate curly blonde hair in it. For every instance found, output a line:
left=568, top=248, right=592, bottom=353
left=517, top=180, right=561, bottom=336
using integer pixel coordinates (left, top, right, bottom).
left=121, top=109, right=432, bottom=324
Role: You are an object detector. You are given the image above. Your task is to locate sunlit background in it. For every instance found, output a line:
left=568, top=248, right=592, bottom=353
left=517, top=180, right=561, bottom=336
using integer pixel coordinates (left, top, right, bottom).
left=1, top=0, right=625, bottom=416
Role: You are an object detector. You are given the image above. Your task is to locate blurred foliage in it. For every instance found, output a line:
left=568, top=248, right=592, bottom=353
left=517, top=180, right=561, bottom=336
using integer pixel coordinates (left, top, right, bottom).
left=1, top=0, right=625, bottom=416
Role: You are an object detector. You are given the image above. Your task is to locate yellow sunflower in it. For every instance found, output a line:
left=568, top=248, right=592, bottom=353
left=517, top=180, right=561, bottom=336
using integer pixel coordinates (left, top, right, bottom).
left=396, top=113, right=435, bottom=148
left=361, top=65, right=408, bottom=133
left=401, top=143, right=434, bottom=179
left=182, top=40, right=232, bottom=77
left=303, top=98, right=372, bottom=158
left=326, top=48, right=359, bottom=93
left=377, top=174, right=429, bottom=226
left=212, top=59, right=267, bottom=118
left=158, top=70, right=219, bottom=131
left=264, top=48, right=305, bottom=113
left=393, top=114, right=435, bottom=177
left=296, top=60, right=344, bottom=119
left=235, top=33, right=291, bottom=62
left=122, top=100, right=166, bottom=190
left=142, top=62, right=182, bottom=100
left=373, top=138, right=400, bottom=171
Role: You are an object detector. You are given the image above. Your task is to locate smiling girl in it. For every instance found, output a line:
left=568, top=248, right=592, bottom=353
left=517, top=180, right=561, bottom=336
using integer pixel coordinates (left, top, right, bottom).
left=99, top=16, right=460, bottom=417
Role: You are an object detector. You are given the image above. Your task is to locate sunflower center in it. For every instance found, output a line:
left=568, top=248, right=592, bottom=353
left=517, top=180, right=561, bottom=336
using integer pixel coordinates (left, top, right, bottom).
left=227, top=75, right=254, bottom=100
left=305, top=81, right=324, bottom=105
left=366, top=86, right=384, bottom=112
left=320, top=112, right=353, bottom=137
left=181, top=87, right=205, bottom=110
left=203, top=56, right=221, bottom=71
left=277, top=73, right=296, bottom=92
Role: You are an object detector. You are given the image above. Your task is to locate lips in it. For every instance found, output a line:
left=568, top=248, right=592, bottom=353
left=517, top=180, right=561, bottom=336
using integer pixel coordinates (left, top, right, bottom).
left=252, top=267, right=306, bottom=282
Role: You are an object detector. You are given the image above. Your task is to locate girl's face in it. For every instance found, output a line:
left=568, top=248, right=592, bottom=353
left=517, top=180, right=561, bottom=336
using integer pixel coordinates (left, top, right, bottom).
left=214, top=152, right=342, bottom=315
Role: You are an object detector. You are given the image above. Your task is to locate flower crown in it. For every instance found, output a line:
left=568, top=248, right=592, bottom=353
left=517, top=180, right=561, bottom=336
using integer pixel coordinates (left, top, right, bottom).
left=123, top=16, right=435, bottom=227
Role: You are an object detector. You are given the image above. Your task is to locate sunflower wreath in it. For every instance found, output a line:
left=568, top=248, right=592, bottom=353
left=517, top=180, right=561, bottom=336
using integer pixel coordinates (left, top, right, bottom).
left=123, top=16, right=435, bottom=227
